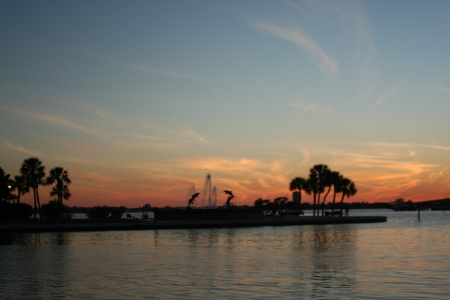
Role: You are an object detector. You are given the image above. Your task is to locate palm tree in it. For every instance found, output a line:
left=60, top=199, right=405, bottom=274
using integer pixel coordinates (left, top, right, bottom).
left=331, top=173, right=343, bottom=215
left=321, top=170, right=339, bottom=216
left=339, top=179, right=357, bottom=216
left=20, top=157, right=46, bottom=219
left=307, top=171, right=319, bottom=216
left=13, top=175, right=30, bottom=204
left=289, top=177, right=307, bottom=209
left=308, top=164, right=329, bottom=216
left=46, top=167, right=71, bottom=205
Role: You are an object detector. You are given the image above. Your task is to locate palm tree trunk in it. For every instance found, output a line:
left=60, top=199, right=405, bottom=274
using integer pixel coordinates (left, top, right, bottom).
left=340, top=193, right=345, bottom=217
left=36, top=185, right=42, bottom=219
left=313, top=192, right=317, bottom=216
left=331, top=191, right=337, bottom=216
left=58, top=194, right=62, bottom=218
left=322, top=186, right=331, bottom=216
left=33, top=187, right=37, bottom=219
left=316, top=192, right=322, bottom=217
left=299, top=190, right=302, bottom=210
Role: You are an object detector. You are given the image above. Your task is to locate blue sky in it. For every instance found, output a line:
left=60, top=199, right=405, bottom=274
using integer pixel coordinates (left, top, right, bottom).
left=1, top=0, right=450, bottom=207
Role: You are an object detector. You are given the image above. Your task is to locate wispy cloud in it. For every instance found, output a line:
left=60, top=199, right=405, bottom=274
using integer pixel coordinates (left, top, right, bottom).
left=82, top=51, right=206, bottom=82
left=423, top=85, right=450, bottom=94
left=0, top=104, right=98, bottom=136
left=15, top=98, right=212, bottom=146
left=181, top=129, right=211, bottom=144
left=368, top=141, right=450, bottom=152
left=251, top=21, right=338, bottom=75
left=298, top=146, right=310, bottom=166
left=372, top=87, right=400, bottom=107
left=4, top=140, right=41, bottom=156
left=289, top=101, right=332, bottom=113
left=283, top=0, right=376, bottom=101
left=127, top=63, right=206, bottom=81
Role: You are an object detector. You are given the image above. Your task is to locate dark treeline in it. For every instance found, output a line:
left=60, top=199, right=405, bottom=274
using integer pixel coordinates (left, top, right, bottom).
left=251, top=164, right=358, bottom=217
left=0, top=157, right=71, bottom=220
left=288, top=164, right=357, bottom=217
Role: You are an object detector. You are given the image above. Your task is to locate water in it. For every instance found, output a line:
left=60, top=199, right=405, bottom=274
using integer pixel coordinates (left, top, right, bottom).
left=1, top=209, right=449, bottom=299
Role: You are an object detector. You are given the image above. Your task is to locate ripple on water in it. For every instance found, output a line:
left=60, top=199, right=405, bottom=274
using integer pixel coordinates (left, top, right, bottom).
left=1, top=210, right=449, bottom=299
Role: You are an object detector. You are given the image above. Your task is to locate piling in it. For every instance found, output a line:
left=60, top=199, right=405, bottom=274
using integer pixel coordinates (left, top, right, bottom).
left=418, top=203, right=421, bottom=221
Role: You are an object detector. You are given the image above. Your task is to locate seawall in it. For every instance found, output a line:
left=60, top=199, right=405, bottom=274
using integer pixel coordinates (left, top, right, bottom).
left=0, top=216, right=387, bottom=233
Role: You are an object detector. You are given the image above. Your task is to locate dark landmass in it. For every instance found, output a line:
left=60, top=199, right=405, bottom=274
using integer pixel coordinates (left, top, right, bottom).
left=0, top=209, right=387, bottom=233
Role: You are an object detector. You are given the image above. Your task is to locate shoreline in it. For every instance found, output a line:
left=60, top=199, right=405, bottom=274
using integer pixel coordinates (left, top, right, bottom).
left=0, top=216, right=387, bottom=233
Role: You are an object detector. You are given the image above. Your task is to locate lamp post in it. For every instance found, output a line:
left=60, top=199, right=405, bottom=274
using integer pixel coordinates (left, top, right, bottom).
left=7, top=184, right=12, bottom=222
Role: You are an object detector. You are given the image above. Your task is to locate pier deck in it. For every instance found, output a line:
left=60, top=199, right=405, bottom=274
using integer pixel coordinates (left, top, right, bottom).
left=0, top=216, right=387, bottom=233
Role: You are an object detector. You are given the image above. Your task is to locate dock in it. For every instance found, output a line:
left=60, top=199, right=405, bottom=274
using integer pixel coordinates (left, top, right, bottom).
left=0, top=216, right=387, bottom=233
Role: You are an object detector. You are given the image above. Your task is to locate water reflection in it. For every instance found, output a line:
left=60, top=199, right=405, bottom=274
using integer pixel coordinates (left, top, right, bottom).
left=1, top=211, right=449, bottom=299
left=288, top=225, right=358, bottom=298
left=0, top=232, right=71, bottom=246
left=0, top=232, right=70, bottom=300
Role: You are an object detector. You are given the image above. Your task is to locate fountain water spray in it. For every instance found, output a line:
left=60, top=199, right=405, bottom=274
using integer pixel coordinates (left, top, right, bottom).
left=212, top=186, right=217, bottom=207
left=203, top=173, right=212, bottom=208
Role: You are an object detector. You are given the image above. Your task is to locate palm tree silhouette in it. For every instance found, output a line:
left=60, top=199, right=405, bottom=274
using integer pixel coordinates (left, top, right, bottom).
left=308, top=164, right=329, bottom=216
left=321, top=170, right=340, bottom=216
left=46, top=167, right=71, bottom=217
left=46, top=167, right=71, bottom=203
left=339, top=178, right=357, bottom=216
left=20, top=157, right=45, bottom=219
left=289, top=177, right=307, bottom=209
left=13, top=175, right=30, bottom=204
left=330, top=172, right=343, bottom=216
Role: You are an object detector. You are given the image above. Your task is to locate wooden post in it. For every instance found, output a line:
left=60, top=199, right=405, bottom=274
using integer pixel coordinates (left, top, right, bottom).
left=417, top=203, right=420, bottom=221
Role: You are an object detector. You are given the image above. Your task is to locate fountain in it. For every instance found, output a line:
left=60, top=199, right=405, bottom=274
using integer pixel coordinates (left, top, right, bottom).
left=212, top=186, right=217, bottom=207
left=201, top=173, right=218, bottom=208
left=202, top=173, right=212, bottom=208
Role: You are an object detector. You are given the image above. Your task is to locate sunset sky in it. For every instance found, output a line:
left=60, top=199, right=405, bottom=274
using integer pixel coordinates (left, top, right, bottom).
left=1, top=0, right=450, bottom=208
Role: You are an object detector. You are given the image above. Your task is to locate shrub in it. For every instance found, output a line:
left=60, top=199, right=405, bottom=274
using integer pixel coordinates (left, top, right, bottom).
left=85, top=206, right=111, bottom=219
left=0, top=202, right=33, bottom=220
left=41, top=200, right=71, bottom=219
left=109, top=206, right=126, bottom=219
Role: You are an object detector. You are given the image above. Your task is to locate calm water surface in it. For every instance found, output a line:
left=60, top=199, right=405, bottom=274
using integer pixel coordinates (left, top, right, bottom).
left=1, top=209, right=449, bottom=299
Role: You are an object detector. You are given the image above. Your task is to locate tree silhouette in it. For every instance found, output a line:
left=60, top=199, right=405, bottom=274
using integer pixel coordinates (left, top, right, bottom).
left=13, top=175, right=29, bottom=204
left=331, top=173, right=344, bottom=216
left=288, top=164, right=358, bottom=217
left=273, top=196, right=288, bottom=207
left=339, top=178, right=357, bottom=216
left=254, top=198, right=271, bottom=207
left=20, top=157, right=45, bottom=219
left=307, top=164, right=329, bottom=216
left=289, top=177, right=307, bottom=209
left=306, top=173, right=318, bottom=216
left=321, top=170, right=340, bottom=216
left=0, top=167, right=15, bottom=203
left=46, top=167, right=71, bottom=218
left=46, top=167, right=71, bottom=204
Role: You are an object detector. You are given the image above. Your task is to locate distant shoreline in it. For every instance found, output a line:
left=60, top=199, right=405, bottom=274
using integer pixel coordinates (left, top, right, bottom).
left=0, top=216, right=387, bottom=233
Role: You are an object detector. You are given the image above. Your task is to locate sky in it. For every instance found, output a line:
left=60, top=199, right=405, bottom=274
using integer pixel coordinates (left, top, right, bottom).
left=1, top=0, right=450, bottom=208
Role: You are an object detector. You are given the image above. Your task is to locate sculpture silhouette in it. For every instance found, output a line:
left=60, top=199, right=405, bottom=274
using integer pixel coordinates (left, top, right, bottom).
left=188, top=193, right=200, bottom=208
left=224, top=190, right=235, bottom=208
